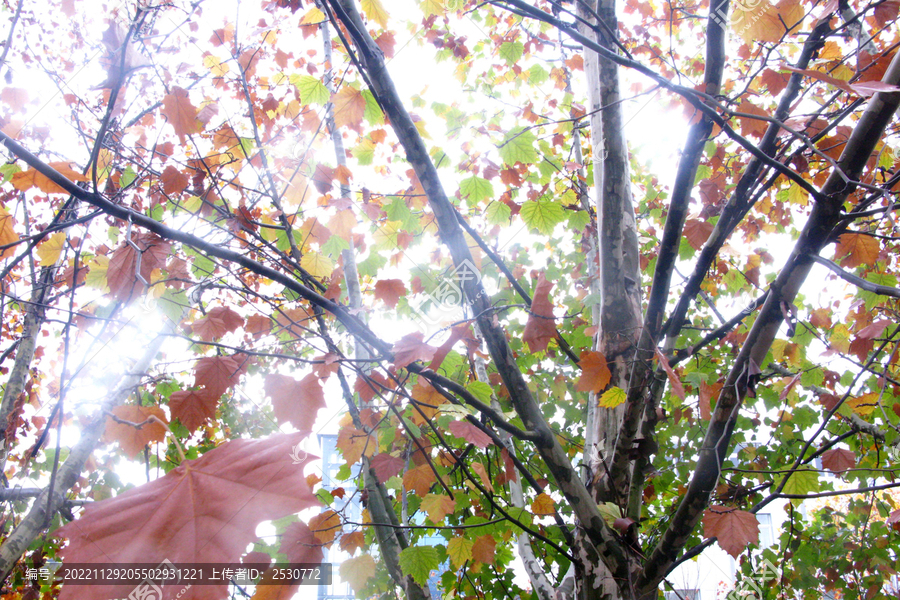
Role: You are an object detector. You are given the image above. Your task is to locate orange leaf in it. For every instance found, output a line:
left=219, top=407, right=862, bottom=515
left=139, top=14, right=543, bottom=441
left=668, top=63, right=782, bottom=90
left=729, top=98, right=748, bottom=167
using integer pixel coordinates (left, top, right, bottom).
left=523, top=272, right=556, bottom=353
left=0, top=208, right=19, bottom=260
left=102, top=405, right=168, bottom=458
left=264, top=373, right=326, bottom=432
left=420, top=493, right=456, bottom=524
left=55, top=433, right=319, bottom=600
left=331, top=86, right=366, bottom=132
left=683, top=219, right=714, bottom=251
left=339, top=530, right=366, bottom=555
left=410, top=379, right=447, bottom=426
left=11, top=162, right=87, bottom=194
left=245, top=314, right=273, bottom=338
left=835, top=233, right=880, bottom=269
left=470, top=461, right=494, bottom=493
left=575, top=350, right=611, bottom=393
left=162, top=86, right=202, bottom=142
left=531, top=492, right=555, bottom=516
left=308, top=509, right=341, bottom=547
left=702, top=506, right=760, bottom=558
left=336, top=424, right=371, bottom=465
left=471, top=535, right=496, bottom=565
left=655, top=348, right=685, bottom=400
left=403, top=463, right=436, bottom=496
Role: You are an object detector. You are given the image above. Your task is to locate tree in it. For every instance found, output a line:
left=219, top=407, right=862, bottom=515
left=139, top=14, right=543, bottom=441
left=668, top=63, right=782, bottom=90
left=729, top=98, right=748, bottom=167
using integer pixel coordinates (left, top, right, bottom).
left=0, top=0, right=898, bottom=599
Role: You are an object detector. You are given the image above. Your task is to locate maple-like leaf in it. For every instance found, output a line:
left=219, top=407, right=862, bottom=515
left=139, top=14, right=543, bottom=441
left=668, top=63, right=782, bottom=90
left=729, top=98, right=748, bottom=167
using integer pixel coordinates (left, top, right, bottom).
left=683, top=219, right=713, bottom=250
left=471, top=535, right=496, bottom=565
left=368, top=453, right=404, bottom=483
left=191, top=306, right=245, bottom=341
left=169, top=387, right=220, bottom=432
left=392, top=332, right=438, bottom=368
left=361, top=0, right=389, bottom=27
left=279, top=521, right=324, bottom=563
left=447, top=420, right=493, bottom=449
left=162, top=86, right=203, bottom=142
left=336, top=424, right=371, bottom=465
left=447, top=536, right=474, bottom=568
left=835, top=232, right=880, bottom=269
left=374, top=278, right=407, bottom=308
left=339, top=554, right=376, bottom=592
left=702, top=506, right=760, bottom=558
left=420, top=493, right=455, bottom=524
left=193, top=354, right=246, bottom=397
left=308, top=509, right=341, bottom=546
left=523, top=272, right=556, bottom=353
left=339, top=530, right=365, bottom=555
left=245, top=314, right=273, bottom=338
left=331, top=86, right=366, bottom=132
left=403, top=463, right=436, bottom=496
left=655, top=348, right=685, bottom=400
left=160, top=165, right=190, bottom=195
left=531, top=492, right=555, bottom=516
left=470, top=461, right=494, bottom=492
left=575, top=350, right=611, bottom=393
left=36, top=231, right=66, bottom=266
left=0, top=208, right=19, bottom=260
left=821, top=448, right=856, bottom=474
left=399, top=546, right=440, bottom=586
left=106, top=232, right=171, bottom=303
left=55, top=433, right=319, bottom=600
left=102, top=405, right=168, bottom=458
left=10, top=162, right=87, bottom=194
left=264, top=373, right=326, bottom=432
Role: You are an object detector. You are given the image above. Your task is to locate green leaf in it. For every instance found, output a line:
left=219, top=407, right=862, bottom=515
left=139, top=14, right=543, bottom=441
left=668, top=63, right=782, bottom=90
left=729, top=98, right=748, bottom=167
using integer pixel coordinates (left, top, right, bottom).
left=485, top=201, right=511, bottom=225
left=447, top=537, right=474, bottom=568
left=598, top=386, right=626, bottom=408
left=291, top=74, right=329, bottom=105
left=466, top=381, right=493, bottom=403
left=0, top=163, right=21, bottom=184
left=316, top=488, right=335, bottom=506
left=459, top=176, right=494, bottom=204
left=498, top=128, right=538, bottom=166
left=499, top=41, right=524, bottom=65
left=362, top=89, right=384, bottom=125
left=399, top=545, right=440, bottom=586
left=521, top=201, right=565, bottom=235
left=351, top=139, right=376, bottom=165
left=119, top=165, right=137, bottom=188
left=780, top=467, right=820, bottom=502
left=320, top=234, right=350, bottom=258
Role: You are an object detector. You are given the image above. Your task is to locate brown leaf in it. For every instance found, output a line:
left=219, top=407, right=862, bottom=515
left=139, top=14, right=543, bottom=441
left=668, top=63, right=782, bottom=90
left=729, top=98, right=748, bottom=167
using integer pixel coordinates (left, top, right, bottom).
left=471, top=535, right=496, bottom=565
left=264, top=373, right=326, bottom=432
left=374, top=279, right=407, bottom=308
left=391, top=332, right=438, bottom=368
left=523, top=272, right=556, bottom=353
left=575, top=350, right=611, bottom=393
left=191, top=306, right=245, bottom=342
left=835, top=233, right=880, bottom=269
left=169, top=388, right=219, bottom=432
left=699, top=380, right=723, bottom=420
left=339, top=530, right=365, bottom=556
left=106, top=233, right=171, bottom=302
left=403, top=463, right=436, bottom=496
left=160, top=165, right=190, bottom=195
left=55, top=433, right=319, bottom=600
left=655, top=348, right=685, bottom=400
left=702, top=506, right=760, bottom=558
left=683, top=219, right=714, bottom=250
left=193, top=354, right=246, bottom=397
left=821, top=448, right=856, bottom=474
left=102, top=405, right=168, bottom=458
left=162, top=86, right=203, bottom=142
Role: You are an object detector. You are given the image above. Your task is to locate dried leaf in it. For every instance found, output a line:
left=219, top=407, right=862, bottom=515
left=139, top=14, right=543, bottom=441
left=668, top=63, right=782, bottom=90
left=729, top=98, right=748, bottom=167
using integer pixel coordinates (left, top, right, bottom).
left=702, top=506, right=760, bottom=558
left=102, top=405, right=168, bottom=458
left=162, top=86, right=203, bottom=142
left=523, top=272, right=556, bottom=353
left=575, top=350, right=611, bottom=393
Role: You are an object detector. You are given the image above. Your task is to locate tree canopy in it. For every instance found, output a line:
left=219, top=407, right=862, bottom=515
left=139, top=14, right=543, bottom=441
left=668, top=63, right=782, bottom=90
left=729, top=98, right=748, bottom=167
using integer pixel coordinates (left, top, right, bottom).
left=0, top=1, right=899, bottom=600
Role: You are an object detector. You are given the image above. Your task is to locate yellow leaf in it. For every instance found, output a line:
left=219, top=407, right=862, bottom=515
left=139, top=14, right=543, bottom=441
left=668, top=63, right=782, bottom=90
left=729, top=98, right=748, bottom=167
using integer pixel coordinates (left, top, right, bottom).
left=300, top=6, right=325, bottom=24
left=420, top=0, right=445, bottom=17
left=846, top=392, right=878, bottom=416
left=37, top=231, right=66, bottom=266
left=300, top=252, right=333, bottom=280
left=361, top=0, right=389, bottom=28
left=0, top=207, right=19, bottom=260
left=202, top=54, right=230, bottom=77
left=339, top=554, right=375, bottom=592
left=786, top=183, right=808, bottom=206
left=85, top=255, right=110, bottom=291
left=598, top=386, right=626, bottom=408
left=282, top=172, right=311, bottom=206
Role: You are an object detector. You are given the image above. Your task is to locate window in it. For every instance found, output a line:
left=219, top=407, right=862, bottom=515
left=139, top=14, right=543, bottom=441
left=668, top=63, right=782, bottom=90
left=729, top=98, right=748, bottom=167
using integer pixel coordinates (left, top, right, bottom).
left=665, top=590, right=700, bottom=600
left=757, top=513, right=774, bottom=549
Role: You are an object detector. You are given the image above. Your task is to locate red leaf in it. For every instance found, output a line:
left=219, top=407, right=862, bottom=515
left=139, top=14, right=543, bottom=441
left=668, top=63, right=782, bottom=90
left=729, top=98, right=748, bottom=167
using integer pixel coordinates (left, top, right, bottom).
left=55, top=433, right=319, bottom=600
left=374, top=279, right=407, bottom=308
left=849, top=80, right=900, bottom=97
left=702, top=506, right=760, bottom=558
left=264, top=373, right=326, bottom=432
left=821, top=448, right=856, bottom=474
left=448, top=420, right=493, bottom=449
left=523, top=272, right=556, bottom=353
left=106, top=233, right=171, bottom=302
left=160, top=165, right=190, bottom=195
left=683, top=219, right=713, bottom=251
left=391, top=332, right=438, bottom=368
left=575, top=350, right=611, bottom=393
left=857, top=320, right=891, bottom=340
left=368, top=453, right=405, bottom=483
left=279, top=521, right=324, bottom=564
left=191, top=306, right=245, bottom=342
left=169, top=387, right=219, bottom=432
left=655, top=348, right=685, bottom=400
